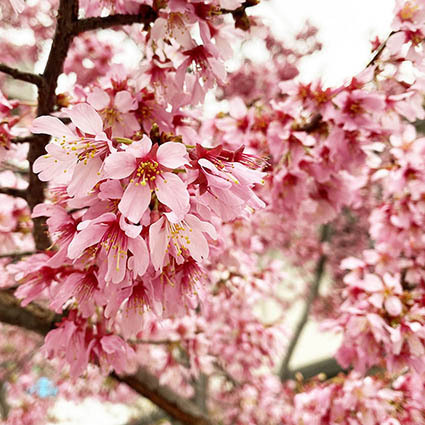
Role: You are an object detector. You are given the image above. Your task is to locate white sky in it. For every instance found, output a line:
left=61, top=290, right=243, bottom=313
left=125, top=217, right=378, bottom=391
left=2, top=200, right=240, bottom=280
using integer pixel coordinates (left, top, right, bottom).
left=254, top=0, right=395, bottom=86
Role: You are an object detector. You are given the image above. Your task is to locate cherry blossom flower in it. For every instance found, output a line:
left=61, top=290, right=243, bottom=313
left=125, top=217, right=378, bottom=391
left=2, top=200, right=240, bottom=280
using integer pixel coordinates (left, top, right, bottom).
left=104, top=135, right=190, bottom=223
left=32, top=103, right=112, bottom=197
left=67, top=212, right=149, bottom=284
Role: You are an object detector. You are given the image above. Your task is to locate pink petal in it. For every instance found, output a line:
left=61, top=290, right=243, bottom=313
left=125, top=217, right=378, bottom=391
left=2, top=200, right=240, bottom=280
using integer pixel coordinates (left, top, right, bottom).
left=229, top=97, right=247, bottom=120
left=106, top=248, right=127, bottom=284
left=67, top=103, right=104, bottom=135
left=185, top=214, right=217, bottom=240
left=104, top=152, right=136, bottom=179
left=67, top=158, right=103, bottom=197
left=157, top=142, right=189, bottom=169
left=67, top=224, right=104, bottom=259
left=31, top=116, right=76, bottom=139
left=156, top=172, right=189, bottom=220
left=114, top=91, right=137, bottom=112
left=119, top=182, right=151, bottom=223
left=149, top=216, right=167, bottom=271
left=99, top=180, right=123, bottom=200
left=119, top=214, right=142, bottom=238
left=128, top=237, right=149, bottom=277
left=127, top=134, right=152, bottom=158
left=9, top=0, right=26, bottom=13
left=384, top=296, right=403, bottom=317
left=87, top=88, right=110, bottom=110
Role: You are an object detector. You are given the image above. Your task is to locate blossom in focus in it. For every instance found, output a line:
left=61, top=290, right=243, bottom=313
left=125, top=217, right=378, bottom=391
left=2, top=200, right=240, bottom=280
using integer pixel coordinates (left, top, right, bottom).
left=104, top=135, right=190, bottom=223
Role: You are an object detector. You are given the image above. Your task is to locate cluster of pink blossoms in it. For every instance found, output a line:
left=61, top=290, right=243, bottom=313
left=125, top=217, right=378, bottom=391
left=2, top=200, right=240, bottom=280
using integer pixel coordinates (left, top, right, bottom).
left=4, top=0, right=425, bottom=424
left=12, top=91, right=265, bottom=375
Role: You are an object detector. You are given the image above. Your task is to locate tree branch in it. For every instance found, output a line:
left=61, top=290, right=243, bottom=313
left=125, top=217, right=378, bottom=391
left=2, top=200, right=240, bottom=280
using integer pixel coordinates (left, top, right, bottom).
left=11, top=135, right=43, bottom=144
left=73, top=0, right=260, bottom=35
left=0, top=252, right=36, bottom=262
left=0, top=289, right=60, bottom=336
left=128, top=410, right=168, bottom=425
left=113, top=369, right=213, bottom=425
left=278, top=224, right=330, bottom=380
left=28, top=0, right=79, bottom=251
left=0, top=187, right=27, bottom=200
left=0, top=162, right=29, bottom=175
left=0, top=64, right=44, bottom=87
left=73, top=5, right=158, bottom=34
left=0, top=289, right=215, bottom=425
left=285, top=357, right=347, bottom=381
left=366, top=31, right=397, bottom=68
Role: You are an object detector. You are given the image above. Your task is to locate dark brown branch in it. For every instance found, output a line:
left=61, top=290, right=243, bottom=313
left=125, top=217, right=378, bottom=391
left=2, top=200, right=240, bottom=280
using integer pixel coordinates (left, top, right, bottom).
left=28, top=0, right=79, bottom=251
left=0, top=251, right=36, bottom=260
left=0, top=289, right=215, bottom=425
left=11, top=135, right=43, bottom=144
left=0, top=187, right=27, bottom=200
left=0, top=64, right=43, bottom=87
left=0, top=289, right=60, bottom=336
left=222, top=0, right=259, bottom=31
left=294, top=113, right=323, bottom=133
left=278, top=224, right=330, bottom=380
left=113, top=369, right=214, bottom=425
left=73, top=0, right=260, bottom=35
left=73, top=5, right=158, bottom=34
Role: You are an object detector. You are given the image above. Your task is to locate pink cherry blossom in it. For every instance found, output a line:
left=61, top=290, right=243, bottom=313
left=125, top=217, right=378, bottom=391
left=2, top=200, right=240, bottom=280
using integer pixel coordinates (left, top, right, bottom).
left=104, top=135, right=190, bottom=223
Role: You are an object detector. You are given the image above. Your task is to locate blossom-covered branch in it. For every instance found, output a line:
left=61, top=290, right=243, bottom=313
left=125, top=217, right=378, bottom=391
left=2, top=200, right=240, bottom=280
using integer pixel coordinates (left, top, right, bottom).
left=73, top=6, right=158, bottom=34
left=0, top=289, right=215, bottom=425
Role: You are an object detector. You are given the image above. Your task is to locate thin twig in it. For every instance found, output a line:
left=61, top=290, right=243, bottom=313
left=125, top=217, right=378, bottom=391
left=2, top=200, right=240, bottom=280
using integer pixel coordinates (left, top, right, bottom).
left=131, top=338, right=179, bottom=345
left=0, top=64, right=44, bottom=87
left=0, top=251, right=36, bottom=260
left=0, top=162, right=29, bottom=175
left=366, top=30, right=397, bottom=68
left=0, top=187, right=27, bottom=200
left=278, top=224, right=330, bottom=380
left=11, top=135, right=43, bottom=144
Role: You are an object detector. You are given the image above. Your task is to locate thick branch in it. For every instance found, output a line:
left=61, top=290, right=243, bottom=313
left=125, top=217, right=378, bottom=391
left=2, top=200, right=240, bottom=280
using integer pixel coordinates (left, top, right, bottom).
left=73, top=0, right=259, bottom=35
left=0, top=290, right=59, bottom=336
left=278, top=225, right=330, bottom=380
left=0, top=187, right=27, bottom=200
left=0, top=64, right=43, bottom=87
left=0, top=289, right=215, bottom=425
left=113, top=369, right=213, bottom=425
left=28, top=0, right=79, bottom=251
left=128, top=410, right=168, bottom=425
left=73, top=5, right=158, bottom=34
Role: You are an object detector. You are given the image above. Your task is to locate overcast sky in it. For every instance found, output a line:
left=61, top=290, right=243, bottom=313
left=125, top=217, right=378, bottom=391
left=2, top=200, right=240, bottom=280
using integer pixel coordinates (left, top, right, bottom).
left=254, top=0, right=395, bottom=86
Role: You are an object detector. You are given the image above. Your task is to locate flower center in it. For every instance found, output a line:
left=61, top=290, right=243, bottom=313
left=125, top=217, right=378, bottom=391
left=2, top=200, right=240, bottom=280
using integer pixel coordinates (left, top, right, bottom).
left=400, top=2, right=418, bottom=21
left=132, top=160, right=161, bottom=186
